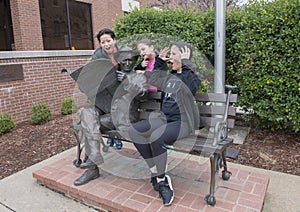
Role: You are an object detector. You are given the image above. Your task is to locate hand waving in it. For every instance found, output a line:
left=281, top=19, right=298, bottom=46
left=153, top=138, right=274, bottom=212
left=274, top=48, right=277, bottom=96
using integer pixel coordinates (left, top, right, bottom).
left=180, top=45, right=190, bottom=60
left=159, top=47, right=170, bottom=61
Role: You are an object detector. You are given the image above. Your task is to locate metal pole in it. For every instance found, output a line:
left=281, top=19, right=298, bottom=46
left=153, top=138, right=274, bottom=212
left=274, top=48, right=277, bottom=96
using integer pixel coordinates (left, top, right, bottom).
left=65, top=0, right=72, bottom=50
left=214, top=0, right=226, bottom=93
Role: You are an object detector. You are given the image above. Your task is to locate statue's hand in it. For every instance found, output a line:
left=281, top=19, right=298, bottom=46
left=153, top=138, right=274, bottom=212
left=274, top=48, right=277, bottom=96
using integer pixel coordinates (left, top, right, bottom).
left=116, top=70, right=127, bottom=82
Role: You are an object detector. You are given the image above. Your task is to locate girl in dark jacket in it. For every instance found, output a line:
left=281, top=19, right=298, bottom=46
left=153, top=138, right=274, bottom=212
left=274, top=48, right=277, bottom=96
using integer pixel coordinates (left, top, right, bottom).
left=129, top=41, right=201, bottom=206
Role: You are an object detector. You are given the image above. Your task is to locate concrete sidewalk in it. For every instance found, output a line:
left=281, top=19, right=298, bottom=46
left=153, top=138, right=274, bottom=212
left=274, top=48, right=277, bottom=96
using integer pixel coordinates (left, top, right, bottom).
left=0, top=147, right=300, bottom=212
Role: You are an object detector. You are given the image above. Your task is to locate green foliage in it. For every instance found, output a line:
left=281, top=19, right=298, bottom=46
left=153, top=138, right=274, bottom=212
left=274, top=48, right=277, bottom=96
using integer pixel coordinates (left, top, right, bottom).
left=0, top=113, right=15, bottom=135
left=60, top=96, right=77, bottom=115
left=230, top=0, right=300, bottom=131
left=30, top=103, right=51, bottom=125
left=114, top=0, right=299, bottom=131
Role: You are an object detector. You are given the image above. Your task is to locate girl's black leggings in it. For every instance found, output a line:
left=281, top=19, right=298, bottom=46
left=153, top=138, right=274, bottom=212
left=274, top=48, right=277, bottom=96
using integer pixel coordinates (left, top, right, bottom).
left=128, top=117, right=189, bottom=177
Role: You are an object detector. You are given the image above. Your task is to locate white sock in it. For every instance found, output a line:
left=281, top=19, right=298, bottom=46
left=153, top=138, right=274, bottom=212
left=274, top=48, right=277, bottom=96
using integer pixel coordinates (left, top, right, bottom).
left=156, top=176, right=165, bottom=183
left=150, top=166, right=157, bottom=174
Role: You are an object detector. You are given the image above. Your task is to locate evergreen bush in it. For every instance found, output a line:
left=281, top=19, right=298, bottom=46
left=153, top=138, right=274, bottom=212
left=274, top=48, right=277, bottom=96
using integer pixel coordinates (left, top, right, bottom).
left=30, top=103, right=51, bottom=125
left=60, top=96, right=76, bottom=115
left=0, top=113, right=15, bottom=135
left=230, top=0, right=299, bottom=131
left=113, top=0, right=299, bottom=131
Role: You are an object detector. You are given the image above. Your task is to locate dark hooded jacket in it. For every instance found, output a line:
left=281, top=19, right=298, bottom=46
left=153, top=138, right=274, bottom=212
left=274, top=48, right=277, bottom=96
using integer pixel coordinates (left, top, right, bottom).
left=144, top=59, right=201, bottom=134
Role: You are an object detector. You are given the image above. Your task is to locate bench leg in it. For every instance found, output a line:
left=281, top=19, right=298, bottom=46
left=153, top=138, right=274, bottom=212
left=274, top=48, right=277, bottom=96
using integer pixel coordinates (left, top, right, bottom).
left=205, top=153, right=218, bottom=206
left=221, top=150, right=232, bottom=181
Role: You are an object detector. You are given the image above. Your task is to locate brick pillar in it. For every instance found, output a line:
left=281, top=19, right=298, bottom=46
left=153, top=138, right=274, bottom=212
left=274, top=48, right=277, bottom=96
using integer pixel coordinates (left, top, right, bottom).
left=10, top=0, right=43, bottom=50
left=91, top=0, right=123, bottom=48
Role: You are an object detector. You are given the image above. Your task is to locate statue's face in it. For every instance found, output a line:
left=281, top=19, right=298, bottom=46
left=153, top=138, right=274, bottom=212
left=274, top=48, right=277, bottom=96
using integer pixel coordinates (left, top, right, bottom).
left=120, top=57, right=135, bottom=72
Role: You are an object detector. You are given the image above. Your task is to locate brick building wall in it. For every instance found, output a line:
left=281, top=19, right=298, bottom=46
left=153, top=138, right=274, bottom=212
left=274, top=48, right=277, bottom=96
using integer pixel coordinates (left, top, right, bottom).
left=8, top=0, right=126, bottom=51
left=0, top=0, right=157, bottom=124
left=0, top=51, right=92, bottom=124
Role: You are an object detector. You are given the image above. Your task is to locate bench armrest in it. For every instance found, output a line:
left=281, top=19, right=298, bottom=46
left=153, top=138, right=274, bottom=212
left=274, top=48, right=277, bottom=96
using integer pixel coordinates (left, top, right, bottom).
left=213, top=121, right=228, bottom=146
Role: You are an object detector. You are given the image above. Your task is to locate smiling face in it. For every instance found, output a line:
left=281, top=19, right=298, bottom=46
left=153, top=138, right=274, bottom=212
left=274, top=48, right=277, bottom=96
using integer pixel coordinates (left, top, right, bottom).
left=99, top=34, right=117, bottom=55
left=137, top=43, right=155, bottom=60
left=169, top=45, right=182, bottom=72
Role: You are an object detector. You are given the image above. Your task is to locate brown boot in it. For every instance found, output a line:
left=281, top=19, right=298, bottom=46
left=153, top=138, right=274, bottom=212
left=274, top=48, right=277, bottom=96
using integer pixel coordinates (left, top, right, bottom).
left=73, top=166, right=100, bottom=186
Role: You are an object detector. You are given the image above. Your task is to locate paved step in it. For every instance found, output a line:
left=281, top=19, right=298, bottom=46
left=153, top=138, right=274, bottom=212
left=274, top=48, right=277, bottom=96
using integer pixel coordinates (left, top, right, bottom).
left=33, top=147, right=269, bottom=212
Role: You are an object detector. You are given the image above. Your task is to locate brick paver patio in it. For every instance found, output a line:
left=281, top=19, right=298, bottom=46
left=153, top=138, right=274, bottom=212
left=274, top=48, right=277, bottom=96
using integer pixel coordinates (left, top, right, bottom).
left=33, top=147, right=269, bottom=212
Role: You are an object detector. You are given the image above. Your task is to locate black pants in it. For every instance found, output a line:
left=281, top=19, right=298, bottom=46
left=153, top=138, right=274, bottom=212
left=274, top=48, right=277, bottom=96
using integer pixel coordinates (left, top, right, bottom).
left=128, top=117, right=189, bottom=177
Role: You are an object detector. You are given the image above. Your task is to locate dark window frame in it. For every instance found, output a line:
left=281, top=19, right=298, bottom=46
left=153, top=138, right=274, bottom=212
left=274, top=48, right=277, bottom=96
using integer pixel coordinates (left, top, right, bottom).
left=0, top=0, right=15, bottom=51
left=39, top=0, right=94, bottom=50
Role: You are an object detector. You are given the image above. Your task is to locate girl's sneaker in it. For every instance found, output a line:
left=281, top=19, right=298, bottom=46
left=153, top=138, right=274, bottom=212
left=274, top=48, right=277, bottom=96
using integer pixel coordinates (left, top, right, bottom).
left=158, top=175, right=174, bottom=206
left=106, top=136, right=114, bottom=147
left=114, top=136, right=123, bottom=150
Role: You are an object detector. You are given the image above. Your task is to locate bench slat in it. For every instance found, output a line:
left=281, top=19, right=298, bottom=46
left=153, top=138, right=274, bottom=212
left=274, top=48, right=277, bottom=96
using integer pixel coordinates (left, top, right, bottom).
left=139, top=102, right=161, bottom=110
left=198, top=105, right=236, bottom=116
left=169, top=136, right=232, bottom=155
left=137, top=92, right=162, bottom=101
left=195, top=93, right=237, bottom=103
left=139, top=111, right=161, bottom=120
left=200, top=117, right=235, bottom=129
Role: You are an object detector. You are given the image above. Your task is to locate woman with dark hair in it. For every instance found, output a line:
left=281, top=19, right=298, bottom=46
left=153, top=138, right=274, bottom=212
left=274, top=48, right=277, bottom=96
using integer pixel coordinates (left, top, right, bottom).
left=129, top=41, right=201, bottom=206
left=91, top=28, right=119, bottom=68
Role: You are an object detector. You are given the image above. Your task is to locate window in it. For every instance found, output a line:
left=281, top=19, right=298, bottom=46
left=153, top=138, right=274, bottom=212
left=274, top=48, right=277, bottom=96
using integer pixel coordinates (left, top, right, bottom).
left=53, top=0, right=58, bottom=6
left=0, top=0, right=15, bottom=51
left=39, top=0, right=93, bottom=50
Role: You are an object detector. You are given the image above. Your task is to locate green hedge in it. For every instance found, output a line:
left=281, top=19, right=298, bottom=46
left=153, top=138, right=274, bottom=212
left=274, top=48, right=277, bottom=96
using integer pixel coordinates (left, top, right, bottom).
left=114, top=0, right=299, bottom=131
left=0, top=113, right=15, bottom=135
left=231, top=0, right=299, bottom=131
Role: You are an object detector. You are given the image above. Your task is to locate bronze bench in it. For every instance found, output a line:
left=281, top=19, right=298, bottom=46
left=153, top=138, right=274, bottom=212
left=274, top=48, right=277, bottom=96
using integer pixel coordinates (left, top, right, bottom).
left=72, top=85, right=239, bottom=206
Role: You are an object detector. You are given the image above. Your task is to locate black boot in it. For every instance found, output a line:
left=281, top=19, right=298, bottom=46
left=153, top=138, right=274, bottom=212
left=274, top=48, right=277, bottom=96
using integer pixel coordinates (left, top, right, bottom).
left=73, top=166, right=100, bottom=186
left=80, top=139, right=103, bottom=169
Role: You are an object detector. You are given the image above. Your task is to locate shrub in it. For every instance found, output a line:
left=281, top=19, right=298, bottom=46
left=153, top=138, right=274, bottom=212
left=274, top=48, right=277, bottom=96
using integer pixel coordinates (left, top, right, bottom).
left=231, top=0, right=300, bottom=131
left=114, top=0, right=299, bottom=131
left=60, top=96, right=77, bottom=115
left=30, top=103, right=51, bottom=125
left=0, top=113, right=15, bottom=135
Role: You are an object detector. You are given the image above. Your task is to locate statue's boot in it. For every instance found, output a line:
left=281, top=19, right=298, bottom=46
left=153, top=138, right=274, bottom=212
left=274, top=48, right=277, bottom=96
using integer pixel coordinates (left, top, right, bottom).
left=73, top=166, right=99, bottom=186
left=80, top=139, right=103, bottom=169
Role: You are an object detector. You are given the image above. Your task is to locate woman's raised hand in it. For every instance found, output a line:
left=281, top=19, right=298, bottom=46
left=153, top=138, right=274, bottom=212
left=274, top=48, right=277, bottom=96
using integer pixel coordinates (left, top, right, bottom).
left=159, top=47, right=170, bottom=61
left=180, top=45, right=190, bottom=60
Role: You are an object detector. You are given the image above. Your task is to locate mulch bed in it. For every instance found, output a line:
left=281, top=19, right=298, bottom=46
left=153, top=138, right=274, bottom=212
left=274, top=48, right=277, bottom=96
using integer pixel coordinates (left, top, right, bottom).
left=0, top=114, right=299, bottom=180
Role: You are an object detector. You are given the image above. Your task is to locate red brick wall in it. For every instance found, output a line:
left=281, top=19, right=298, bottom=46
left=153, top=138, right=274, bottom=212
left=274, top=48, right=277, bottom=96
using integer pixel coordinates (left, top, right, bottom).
left=0, top=53, right=91, bottom=124
left=9, top=0, right=126, bottom=51
left=88, top=0, right=124, bottom=48
left=8, top=0, right=156, bottom=51
left=1, top=0, right=158, bottom=124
